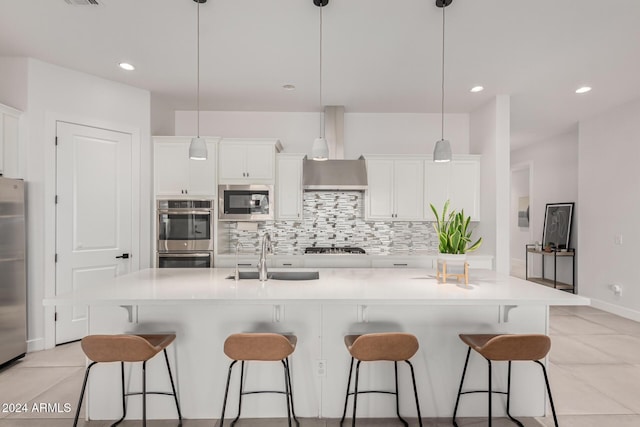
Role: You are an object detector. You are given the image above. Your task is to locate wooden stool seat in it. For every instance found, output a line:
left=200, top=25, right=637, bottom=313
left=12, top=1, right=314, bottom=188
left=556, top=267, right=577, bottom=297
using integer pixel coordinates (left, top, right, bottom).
left=81, top=333, right=176, bottom=363
left=453, top=333, right=558, bottom=427
left=220, top=333, right=299, bottom=427
left=224, top=333, right=296, bottom=361
left=344, top=333, right=419, bottom=362
left=341, top=333, right=423, bottom=427
left=458, top=333, right=551, bottom=361
left=73, top=334, right=181, bottom=427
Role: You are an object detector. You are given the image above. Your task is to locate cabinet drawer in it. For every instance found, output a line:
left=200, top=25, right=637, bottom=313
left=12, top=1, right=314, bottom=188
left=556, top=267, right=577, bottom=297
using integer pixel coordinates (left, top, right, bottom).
left=371, top=258, right=434, bottom=268
left=272, top=257, right=304, bottom=268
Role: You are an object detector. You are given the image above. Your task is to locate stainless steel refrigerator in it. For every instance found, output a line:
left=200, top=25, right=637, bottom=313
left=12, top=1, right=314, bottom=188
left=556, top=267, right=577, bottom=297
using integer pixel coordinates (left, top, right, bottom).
left=0, top=177, right=26, bottom=366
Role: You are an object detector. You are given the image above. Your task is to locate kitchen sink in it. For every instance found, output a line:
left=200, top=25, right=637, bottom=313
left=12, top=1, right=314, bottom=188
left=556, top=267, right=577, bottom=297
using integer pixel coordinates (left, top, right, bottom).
left=226, top=271, right=320, bottom=281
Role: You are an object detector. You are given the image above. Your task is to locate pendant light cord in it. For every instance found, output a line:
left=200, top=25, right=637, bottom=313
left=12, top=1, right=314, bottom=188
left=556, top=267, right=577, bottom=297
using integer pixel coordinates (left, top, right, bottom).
left=440, top=2, right=445, bottom=141
left=319, top=4, right=324, bottom=138
left=196, top=0, right=201, bottom=138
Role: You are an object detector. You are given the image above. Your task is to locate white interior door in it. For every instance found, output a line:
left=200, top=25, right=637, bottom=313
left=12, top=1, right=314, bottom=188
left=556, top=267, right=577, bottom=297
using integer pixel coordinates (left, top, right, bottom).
left=55, top=122, right=132, bottom=345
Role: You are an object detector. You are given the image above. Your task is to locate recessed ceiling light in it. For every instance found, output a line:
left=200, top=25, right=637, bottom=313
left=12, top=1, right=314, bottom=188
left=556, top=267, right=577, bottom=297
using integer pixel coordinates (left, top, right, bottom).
left=119, top=62, right=135, bottom=71
left=470, top=86, right=484, bottom=93
left=575, top=86, right=592, bottom=94
left=282, top=84, right=296, bottom=91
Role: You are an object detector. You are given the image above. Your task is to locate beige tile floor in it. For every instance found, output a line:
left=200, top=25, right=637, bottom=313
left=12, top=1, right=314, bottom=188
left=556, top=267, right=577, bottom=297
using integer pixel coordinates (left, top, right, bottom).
left=2, top=305, right=639, bottom=426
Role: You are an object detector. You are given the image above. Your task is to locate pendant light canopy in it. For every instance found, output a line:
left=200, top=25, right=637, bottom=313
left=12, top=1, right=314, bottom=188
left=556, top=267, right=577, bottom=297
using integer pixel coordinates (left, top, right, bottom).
left=312, top=0, right=329, bottom=161
left=189, top=0, right=208, bottom=160
left=434, top=0, right=452, bottom=163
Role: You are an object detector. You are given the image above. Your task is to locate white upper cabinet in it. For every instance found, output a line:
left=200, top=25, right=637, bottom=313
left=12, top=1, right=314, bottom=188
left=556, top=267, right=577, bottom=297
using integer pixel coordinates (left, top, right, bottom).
left=366, top=157, right=424, bottom=221
left=153, top=136, right=218, bottom=197
left=0, top=103, right=21, bottom=178
left=218, top=139, right=281, bottom=184
left=424, top=156, right=481, bottom=221
left=276, top=154, right=304, bottom=220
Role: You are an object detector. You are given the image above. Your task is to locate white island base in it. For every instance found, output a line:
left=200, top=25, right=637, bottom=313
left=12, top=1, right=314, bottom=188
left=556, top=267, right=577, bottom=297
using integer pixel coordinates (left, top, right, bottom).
left=54, top=268, right=589, bottom=422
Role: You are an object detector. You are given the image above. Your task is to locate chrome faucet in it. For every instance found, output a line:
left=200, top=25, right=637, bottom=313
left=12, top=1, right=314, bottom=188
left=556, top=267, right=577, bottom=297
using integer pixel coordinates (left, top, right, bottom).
left=234, top=241, right=243, bottom=282
left=257, top=233, right=272, bottom=281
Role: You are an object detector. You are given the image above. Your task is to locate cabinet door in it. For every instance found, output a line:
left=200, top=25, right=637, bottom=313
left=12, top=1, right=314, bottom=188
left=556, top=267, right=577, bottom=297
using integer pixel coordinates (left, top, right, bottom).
left=187, top=141, right=216, bottom=196
left=393, top=159, right=423, bottom=220
left=366, top=159, right=395, bottom=219
left=450, top=160, right=480, bottom=221
left=218, top=143, right=247, bottom=181
left=245, top=143, right=275, bottom=181
left=424, top=159, right=481, bottom=221
left=424, top=161, right=451, bottom=221
left=276, top=156, right=303, bottom=219
left=155, top=142, right=189, bottom=195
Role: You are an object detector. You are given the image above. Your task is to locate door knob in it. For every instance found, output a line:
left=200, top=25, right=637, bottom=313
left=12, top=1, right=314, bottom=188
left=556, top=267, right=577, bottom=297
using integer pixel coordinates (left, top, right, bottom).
left=115, top=253, right=130, bottom=259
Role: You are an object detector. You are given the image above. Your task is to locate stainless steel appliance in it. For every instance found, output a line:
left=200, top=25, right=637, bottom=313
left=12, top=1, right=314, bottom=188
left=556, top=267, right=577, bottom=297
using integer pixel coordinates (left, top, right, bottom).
left=157, top=199, right=214, bottom=268
left=218, top=184, right=273, bottom=221
left=304, top=247, right=366, bottom=254
left=0, top=177, right=26, bottom=366
left=157, top=252, right=213, bottom=268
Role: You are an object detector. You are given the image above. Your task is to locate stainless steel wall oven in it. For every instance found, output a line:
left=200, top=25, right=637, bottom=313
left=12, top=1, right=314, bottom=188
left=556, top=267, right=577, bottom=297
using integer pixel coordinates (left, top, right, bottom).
left=156, top=199, right=214, bottom=268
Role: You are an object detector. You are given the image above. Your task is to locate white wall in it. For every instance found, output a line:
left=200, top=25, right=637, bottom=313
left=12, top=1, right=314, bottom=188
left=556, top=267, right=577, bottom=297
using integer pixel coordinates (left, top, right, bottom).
left=510, top=167, right=530, bottom=278
left=469, top=96, right=510, bottom=272
left=174, top=110, right=470, bottom=157
left=511, top=129, right=578, bottom=284
left=0, top=57, right=28, bottom=111
left=579, top=98, right=640, bottom=319
left=24, top=58, right=151, bottom=350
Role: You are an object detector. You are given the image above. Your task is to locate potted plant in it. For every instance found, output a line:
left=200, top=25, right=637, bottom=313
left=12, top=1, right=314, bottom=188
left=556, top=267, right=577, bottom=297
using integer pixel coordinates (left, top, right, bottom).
left=430, top=200, right=482, bottom=262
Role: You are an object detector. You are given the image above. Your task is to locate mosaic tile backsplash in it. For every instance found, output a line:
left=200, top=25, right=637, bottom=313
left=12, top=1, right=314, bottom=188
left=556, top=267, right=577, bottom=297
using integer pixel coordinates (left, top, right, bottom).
left=219, top=191, right=440, bottom=255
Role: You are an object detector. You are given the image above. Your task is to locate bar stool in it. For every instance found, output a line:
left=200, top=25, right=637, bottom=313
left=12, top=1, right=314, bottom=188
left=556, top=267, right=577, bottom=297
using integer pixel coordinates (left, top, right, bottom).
left=340, top=333, right=423, bottom=427
left=220, top=333, right=299, bottom=427
left=73, top=333, right=182, bottom=427
left=452, top=333, right=559, bottom=427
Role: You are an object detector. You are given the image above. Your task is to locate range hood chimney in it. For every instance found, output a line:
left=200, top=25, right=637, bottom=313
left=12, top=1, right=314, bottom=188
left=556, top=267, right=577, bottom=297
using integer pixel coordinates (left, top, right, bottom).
left=303, top=106, right=368, bottom=190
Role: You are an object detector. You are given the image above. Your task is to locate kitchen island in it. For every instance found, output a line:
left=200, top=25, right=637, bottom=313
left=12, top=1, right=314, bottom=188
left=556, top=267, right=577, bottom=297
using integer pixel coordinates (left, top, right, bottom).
left=46, top=267, right=589, bottom=422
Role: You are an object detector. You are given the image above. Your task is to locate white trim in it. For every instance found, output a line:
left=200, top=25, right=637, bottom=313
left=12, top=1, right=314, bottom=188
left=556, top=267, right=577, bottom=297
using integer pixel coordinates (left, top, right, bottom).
left=27, top=337, right=45, bottom=353
left=43, top=112, right=142, bottom=349
left=590, top=298, right=640, bottom=323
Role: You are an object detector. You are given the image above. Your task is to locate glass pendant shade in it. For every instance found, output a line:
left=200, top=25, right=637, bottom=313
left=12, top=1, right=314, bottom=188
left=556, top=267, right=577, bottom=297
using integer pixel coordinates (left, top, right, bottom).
left=312, top=137, right=329, bottom=161
left=189, top=137, right=207, bottom=160
left=433, top=139, right=452, bottom=162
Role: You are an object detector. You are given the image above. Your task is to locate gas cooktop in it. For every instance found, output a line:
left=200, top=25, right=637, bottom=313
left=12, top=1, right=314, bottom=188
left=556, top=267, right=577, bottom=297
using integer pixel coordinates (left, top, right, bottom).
left=304, top=247, right=366, bottom=255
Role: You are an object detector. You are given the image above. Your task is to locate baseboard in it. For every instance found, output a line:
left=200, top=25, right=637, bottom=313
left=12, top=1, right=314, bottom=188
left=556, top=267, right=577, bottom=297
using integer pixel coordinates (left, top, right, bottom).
left=510, top=258, right=526, bottom=279
left=590, top=298, right=640, bottom=322
left=27, top=337, right=45, bottom=353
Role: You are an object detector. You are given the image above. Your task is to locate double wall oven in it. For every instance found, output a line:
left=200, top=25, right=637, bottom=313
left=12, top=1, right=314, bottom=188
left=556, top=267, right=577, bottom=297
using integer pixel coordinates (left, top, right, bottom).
left=156, top=200, right=214, bottom=268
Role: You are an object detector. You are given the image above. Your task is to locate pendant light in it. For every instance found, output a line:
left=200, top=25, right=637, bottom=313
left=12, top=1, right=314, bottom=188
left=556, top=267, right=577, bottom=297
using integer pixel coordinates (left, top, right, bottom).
left=312, top=0, right=329, bottom=161
left=189, top=0, right=208, bottom=160
left=433, top=0, right=452, bottom=163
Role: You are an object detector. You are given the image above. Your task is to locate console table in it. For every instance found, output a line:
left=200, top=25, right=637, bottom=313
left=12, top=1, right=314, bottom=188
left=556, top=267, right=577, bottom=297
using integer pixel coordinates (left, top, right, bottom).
left=525, top=244, right=575, bottom=293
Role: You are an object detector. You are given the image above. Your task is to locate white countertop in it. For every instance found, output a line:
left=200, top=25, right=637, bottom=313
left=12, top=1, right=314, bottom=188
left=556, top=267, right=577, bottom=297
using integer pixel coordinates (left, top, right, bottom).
left=45, top=267, right=589, bottom=307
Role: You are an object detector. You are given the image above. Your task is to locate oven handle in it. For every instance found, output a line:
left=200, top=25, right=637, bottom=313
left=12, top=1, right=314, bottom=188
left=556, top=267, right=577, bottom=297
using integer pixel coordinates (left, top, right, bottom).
left=157, top=210, right=213, bottom=215
left=157, top=253, right=212, bottom=258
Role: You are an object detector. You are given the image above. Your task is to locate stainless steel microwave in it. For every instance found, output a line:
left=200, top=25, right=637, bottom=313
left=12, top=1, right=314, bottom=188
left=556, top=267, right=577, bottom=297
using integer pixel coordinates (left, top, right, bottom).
left=218, top=184, right=274, bottom=221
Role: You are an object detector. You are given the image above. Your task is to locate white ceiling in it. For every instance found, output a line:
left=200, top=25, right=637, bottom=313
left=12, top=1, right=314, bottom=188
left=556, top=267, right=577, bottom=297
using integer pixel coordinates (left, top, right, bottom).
left=1, top=0, right=639, bottom=148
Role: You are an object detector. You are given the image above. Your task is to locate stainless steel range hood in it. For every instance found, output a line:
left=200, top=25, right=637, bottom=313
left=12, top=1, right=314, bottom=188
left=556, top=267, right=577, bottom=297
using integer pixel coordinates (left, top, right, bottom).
left=303, top=106, right=368, bottom=191
left=303, top=158, right=367, bottom=191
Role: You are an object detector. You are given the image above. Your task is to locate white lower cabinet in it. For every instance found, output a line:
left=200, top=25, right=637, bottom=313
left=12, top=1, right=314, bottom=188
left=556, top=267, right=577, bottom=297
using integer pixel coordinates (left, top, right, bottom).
left=425, top=156, right=481, bottom=221
left=276, top=154, right=304, bottom=220
left=153, top=136, right=218, bottom=197
left=371, top=257, right=434, bottom=268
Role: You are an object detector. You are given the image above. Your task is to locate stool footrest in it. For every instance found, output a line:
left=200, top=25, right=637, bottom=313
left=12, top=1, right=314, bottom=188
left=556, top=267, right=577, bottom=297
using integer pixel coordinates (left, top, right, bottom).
left=241, top=390, right=287, bottom=396
left=460, top=390, right=508, bottom=396
left=124, top=391, right=177, bottom=397
left=347, top=390, right=397, bottom=396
